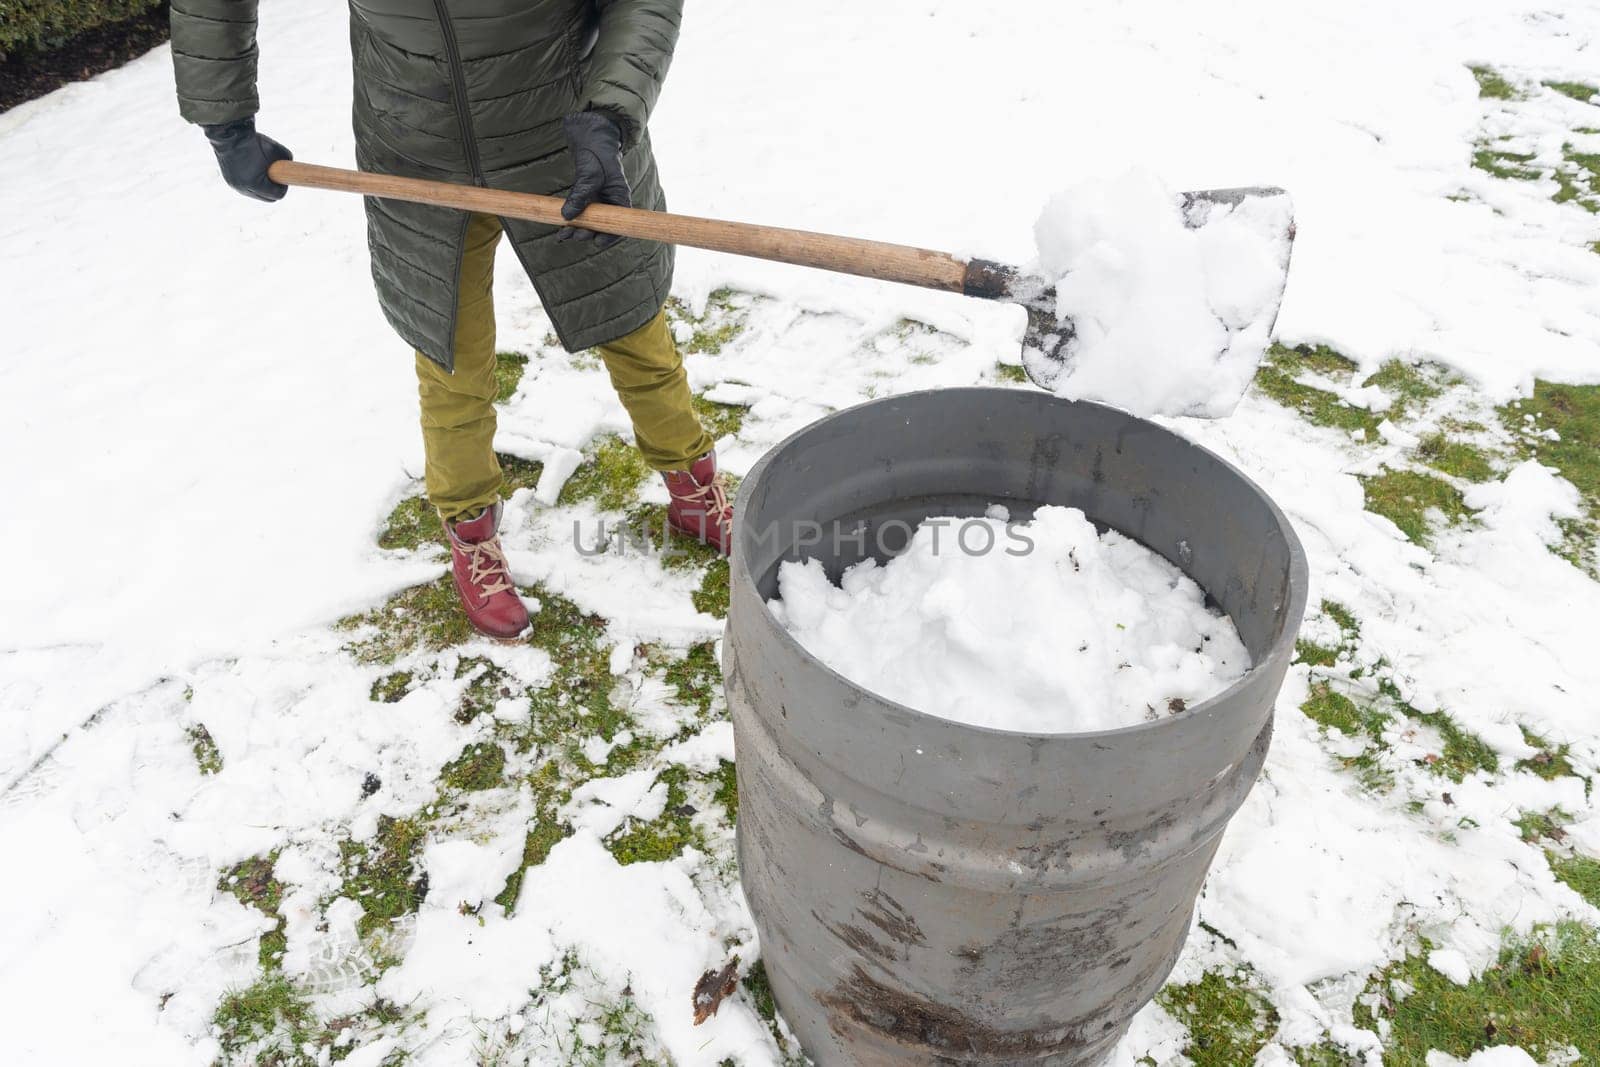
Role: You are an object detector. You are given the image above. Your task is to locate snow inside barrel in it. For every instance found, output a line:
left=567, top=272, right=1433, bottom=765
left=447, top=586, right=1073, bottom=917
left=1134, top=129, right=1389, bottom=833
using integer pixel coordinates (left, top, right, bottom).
left=724, top=388, right=1308, bottom=1065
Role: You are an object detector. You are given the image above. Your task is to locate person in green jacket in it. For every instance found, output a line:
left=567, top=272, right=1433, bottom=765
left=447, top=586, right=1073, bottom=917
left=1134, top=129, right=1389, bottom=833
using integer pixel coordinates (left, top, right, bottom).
left=170, top=0, right=733, bottom=640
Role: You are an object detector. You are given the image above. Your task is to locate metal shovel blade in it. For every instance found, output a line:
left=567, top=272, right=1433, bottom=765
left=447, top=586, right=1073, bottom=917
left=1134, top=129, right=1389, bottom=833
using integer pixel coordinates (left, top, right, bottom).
left=1016, top=186, right=1295, bottom=401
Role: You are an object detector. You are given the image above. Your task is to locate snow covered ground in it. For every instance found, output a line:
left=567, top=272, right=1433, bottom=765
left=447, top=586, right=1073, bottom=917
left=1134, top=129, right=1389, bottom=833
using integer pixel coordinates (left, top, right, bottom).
left=2, top=0, right=1599, bottom=1064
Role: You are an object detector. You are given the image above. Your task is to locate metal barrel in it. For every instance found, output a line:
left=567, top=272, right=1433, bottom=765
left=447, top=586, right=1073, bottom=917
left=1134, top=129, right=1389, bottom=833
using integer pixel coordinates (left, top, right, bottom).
left=725, top=388, right=1307, bottom=1065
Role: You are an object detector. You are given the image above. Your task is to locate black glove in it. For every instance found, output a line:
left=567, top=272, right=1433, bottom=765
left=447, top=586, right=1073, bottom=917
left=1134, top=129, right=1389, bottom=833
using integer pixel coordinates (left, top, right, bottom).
left=202, top=118, right=292, bottom=203
left=559, top=110, right=629, bottom=248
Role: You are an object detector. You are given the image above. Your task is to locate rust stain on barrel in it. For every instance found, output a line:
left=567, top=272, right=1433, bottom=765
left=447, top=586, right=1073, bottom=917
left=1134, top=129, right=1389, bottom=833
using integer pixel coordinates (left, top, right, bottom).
left=819, top=964, right=1106, bottom=1061
left=816, top=890, right=929, bottom=964
left=859, top=890, right=925, bottom=948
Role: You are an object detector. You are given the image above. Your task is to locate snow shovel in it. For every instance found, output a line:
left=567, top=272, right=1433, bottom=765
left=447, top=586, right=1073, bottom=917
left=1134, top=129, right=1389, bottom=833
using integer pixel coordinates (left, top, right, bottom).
left=267, top=161, right=1293, bottom=396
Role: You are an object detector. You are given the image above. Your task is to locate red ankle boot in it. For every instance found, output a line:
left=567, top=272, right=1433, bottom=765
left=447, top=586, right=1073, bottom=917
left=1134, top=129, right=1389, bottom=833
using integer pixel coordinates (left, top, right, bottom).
left=662, top=451, right=734, bottom=556
left=446, top=503, right=530, bottom=640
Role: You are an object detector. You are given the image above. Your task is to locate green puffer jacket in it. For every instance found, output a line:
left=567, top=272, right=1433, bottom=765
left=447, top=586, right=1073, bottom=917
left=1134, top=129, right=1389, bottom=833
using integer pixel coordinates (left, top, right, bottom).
left=170, top=0, right=679, bottom=368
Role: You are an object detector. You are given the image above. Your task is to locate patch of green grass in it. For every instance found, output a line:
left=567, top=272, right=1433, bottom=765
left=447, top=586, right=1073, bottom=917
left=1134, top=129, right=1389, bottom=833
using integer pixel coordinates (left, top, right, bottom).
left=1566, top=147, right=1600, bottom=204
left=558, top=985, right=664, bottom=1066
left=1442, top=416, right=1489, bottom=434
left=221, top=854, right=285, bottom=916
left=1526, top=143, right=1600, bottom=214
left=1346, top=752, right=1396, bottom=795
left=712, top=759, right=738, bottom=822
left=1473, top=144, right=1541, bottom=182
left=1471, top=66, right=1519, bottom=100
left=667, top=288, right=746, bottom=356
left=1362, top=677, right=1496, bottom=783
left=451, top=658, right=512, bottom=724
left=499, top=452, right=546, bottom=496
left=378, top=454, right=545, bottom=552
left=890, top=318, right=949, bottom=366
left=595, top=731, right=664, bottom=779
left=1467, top=84, right=1600, bottom=213
left=1358, top=467, right=1471, bottom=546
left=338, top=576, right=477, bottom=665
left=1297, top=683, right=1354, bottom=729
left=1503, top=382, right=1600, bottom=504
left=523, top=588, right=630, bottom=742
left=494, top=597, right=672, bottom=850
left=213, top=974, right=316, bottom=1064
left=1287, top=343, right=1361, bottom=377
left=494, top=351, right=529, bottom=403
left=559, top=436, right=651, bottom=511
left=1289, top=1046, right=1363, bottom=1067
left=220, top=853, right=288, bottom=971
left=493, top=812, right=572, bottom=913
left=1545, top=81, right=1600, bottom=104
left=339, top=815, right=430, bottom=938
left=1516, top=808, right=1572, bottom=845
left=189, top=723, right=223, bottom=776
left=440, top=741, right=507, bottom=792
left=1325, top=601, right=1360, bottom=640
left=1551, top=853, right=1600, bottom=908
left=1301, top=682, right=1390, bottom=738
left=339, top=557, right=717, bottom=937
left=618, top=500, right=728, bottom=573
left=1360, top=923, right=1600, bottom=1064
left=594, top=997, right=661, bottom=1061
left=692, top=558, right=730, bottom=618
left=484, top=586, right=690, bottom=901
left=664, top=641, right=721, bottom=717
left=370, top=670, right=413, bottom=704
left=685, top=318, right=741, bottom=356
left=601, top=751, right=740, bottom=866
left=1416, top=432, right=1496, bottom=482
left=378, top=495, right=442, bottom=551
left=743, top=960, right=777, bottom=1021
left=1499, top=380, right=1600, bottom=573
left=1517, top=727, right=1577, bottom=780
left=1300, top=682, right=1394, bottom=791
left=257, top=930, right=289, bottom=981
left=1361, top=360, right=1450, bottom=419
left=1157, top=969, right=1279, bottom=1067
left=1295, top=639, right=1340, bottom=668
left=1552, top=163, right=1599, bottom=213
left=1427, top=715, right=1499, bottom=782
left=1297, top=600, right=1361, bottom=668
left=606, top=766, right=702, bottom=865
left=693, top=394, right=746, bottom=440
left=993, top=361, right=1028, bottom=384
left=216, top=869, right=421, bottom=1055
left=1403, top=710, right=1498, bottom=782
left=1567, top=146, right=1600, bottom=173
left=739, top=960, right=808, bottom=1065
left=1552, top=515, right=1596, bottom=574
left=1255, top=344, right=1381, bottom=436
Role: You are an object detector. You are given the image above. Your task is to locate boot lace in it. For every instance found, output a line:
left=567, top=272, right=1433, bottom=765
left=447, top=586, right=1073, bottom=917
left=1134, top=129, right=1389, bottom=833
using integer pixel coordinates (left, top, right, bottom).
left=684, top=475, right=733, bottom=535
left=462, top=536, right=514, bottom=596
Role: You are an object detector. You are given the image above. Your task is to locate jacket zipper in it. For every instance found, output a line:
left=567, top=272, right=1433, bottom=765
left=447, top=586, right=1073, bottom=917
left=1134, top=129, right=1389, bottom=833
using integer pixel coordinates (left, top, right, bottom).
left=430, top=0, right=487, bottom=187
left=429, top=0, right=576, bottom=351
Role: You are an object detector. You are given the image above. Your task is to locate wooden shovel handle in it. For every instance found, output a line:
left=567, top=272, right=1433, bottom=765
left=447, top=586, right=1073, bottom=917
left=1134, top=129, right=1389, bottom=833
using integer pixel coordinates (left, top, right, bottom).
left=268, top=160, right=977, bottom=294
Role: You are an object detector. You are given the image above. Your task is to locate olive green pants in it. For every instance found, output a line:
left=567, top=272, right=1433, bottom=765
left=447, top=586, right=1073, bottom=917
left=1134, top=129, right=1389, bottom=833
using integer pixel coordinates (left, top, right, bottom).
left=415, top=213, right=714, bottom=523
